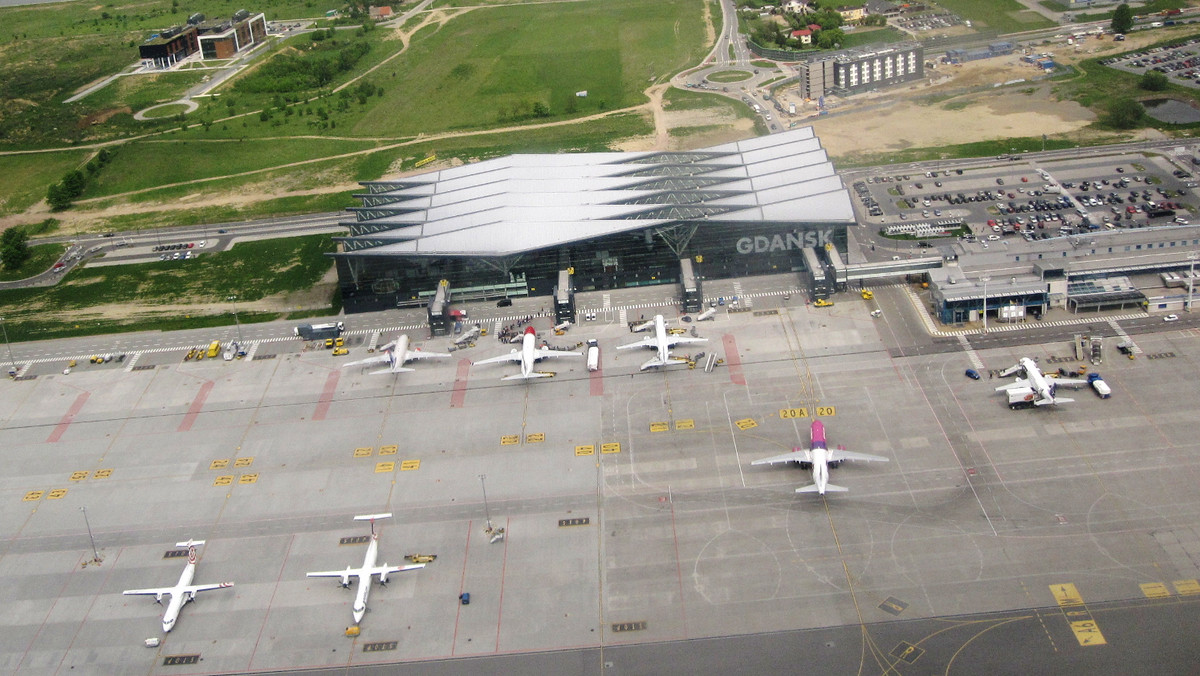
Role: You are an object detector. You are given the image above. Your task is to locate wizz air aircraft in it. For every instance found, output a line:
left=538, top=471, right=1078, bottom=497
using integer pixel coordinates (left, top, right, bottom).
left=616, top=315, right=707, bottom=370
left=752, top=420, right=889, bottom=495
left=123, top=539, right=234, bottom=633
left=306, top=513, right=425, bottom=625
left=472, top=326, right=581, bottom=380
left=343, top=334, right=451, bottom=375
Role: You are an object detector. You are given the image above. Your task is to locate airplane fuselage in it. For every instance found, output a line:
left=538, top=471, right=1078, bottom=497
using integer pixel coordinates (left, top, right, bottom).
left=519, top=327, right=538, bottom=378
left=653, top=317, right=672, bottom=364
left=1021, top=357, right=1055, bottom=401
left=809, top=421, right=830, bottom=495
left=353, top=535, right=381, bottom=623
left=390, top=335, right=411, bottom=370
left=161, top=553, right=198, bottom=632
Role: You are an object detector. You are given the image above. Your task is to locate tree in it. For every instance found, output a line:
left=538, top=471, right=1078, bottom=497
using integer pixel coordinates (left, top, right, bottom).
left=46, top=183, right=72, bottom=211
left=0, top=227, right=30, bottom=271
left=1105, top=98, right=1145, bottom=129
left=1140, top=70, right=1169, bottom=91
left=532, top=101, right=550, bottom=118
left=1111, top=4, right=1133, bottom=34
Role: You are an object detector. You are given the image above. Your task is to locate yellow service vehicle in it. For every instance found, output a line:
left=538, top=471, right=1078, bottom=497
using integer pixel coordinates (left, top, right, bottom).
left=332, top=347, right=349, bottom=356
left=334, top=337, right=344, bottom=347
left=324, top=338, right=334, bottom=349
left=207, top=340, right=221, bottom=358
left=860, top=289, right=874, bottom=300
left=814, top=298, right=834, bottom=307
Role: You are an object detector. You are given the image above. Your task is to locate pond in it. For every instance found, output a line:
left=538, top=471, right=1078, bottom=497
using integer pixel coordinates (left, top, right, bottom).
left=1142, top=98, right=1200, bottom=124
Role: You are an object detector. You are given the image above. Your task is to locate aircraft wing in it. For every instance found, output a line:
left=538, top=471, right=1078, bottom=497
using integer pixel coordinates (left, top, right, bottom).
left=751, top=448, right=814, bottom=465
left=473, top=350, right=523, bottom=366
left=995, top=378, right=1031, bottom=392
left=403, top=348, right=451, bottom=361
left=306, top=570, right=353, bottom=579
left=663, top=335, right=708, bottom=348
left=630, top=319, right=655, bottom=332
left=343, top=354, right=391, bottom=369
left=639, top=356, right=689, bottom=370
left=367, top=563, right=426, bottom=578
left=182, top=582, right=234, bottom=593
left=829, top=449, right=890, bottom=463
left=123, top=586, right=176, bottom=597
left=532, top=348, right=582, bottom=360
left=616, top=337, right=657, bottom=350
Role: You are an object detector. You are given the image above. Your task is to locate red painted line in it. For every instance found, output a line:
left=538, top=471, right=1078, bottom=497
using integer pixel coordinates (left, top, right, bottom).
left=669, top=497, right=688, bottom=639
left=247, top=534, right=296, bottom=671
left=53, top=547, right=123, bottom=675
left=46, top=392, right=89, bottom=443
left=177, top=380, right=214, bottom=432
left=450, top=358, right=471, bottom=408
left=494, top=516, right=511, bottom=653
left=722, top=334, right=745, bottom=385
left=17, top=552, right=85, bottom=673
left=589, top=365, right=603, bottom=396
left=312, top=370, right=340, bottom=421
left=451, top=520, right=473, bottom=656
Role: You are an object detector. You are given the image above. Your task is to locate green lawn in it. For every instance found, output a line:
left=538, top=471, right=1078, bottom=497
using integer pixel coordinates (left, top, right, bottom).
left=350, top=0, right=710, bottom=136
left=839, top=26, right=907, bottom=49
left=0, top=233, right=341, bottom=341
left=0, top=150, right=91, bottom=216
left=931, top=0, right=1055, bottom=34
left=84, top=71, right=208, bottom=111
left=0, top=242, right=67, bottom=281
left=708, top=70, right=752, bottom=82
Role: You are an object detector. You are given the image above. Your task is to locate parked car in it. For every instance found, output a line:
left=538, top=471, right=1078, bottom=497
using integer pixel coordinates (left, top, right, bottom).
left=965, top=368, right=981, bottom=380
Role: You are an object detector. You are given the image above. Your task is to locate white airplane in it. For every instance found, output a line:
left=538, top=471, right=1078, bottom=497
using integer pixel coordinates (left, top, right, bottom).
left=995, top=357, right=1088, bottom=408
left=751, top=419, right=889, bottom=495
left=306, top=513, right=425, bottom=625
left=616, top=315, right=707, bottom=370
left=453, top=325, right=481, bottom=345
left=472, top=326, right=581, bottom=380
left=343, top=334, right=451, bottom=375
left=123, top=539, right=234, bottom=633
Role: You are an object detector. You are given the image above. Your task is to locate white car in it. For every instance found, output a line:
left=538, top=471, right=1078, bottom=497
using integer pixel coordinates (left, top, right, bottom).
left=987, top=234, right=1001, bottom=241
left=1164, top=314, right=1180, bottom=322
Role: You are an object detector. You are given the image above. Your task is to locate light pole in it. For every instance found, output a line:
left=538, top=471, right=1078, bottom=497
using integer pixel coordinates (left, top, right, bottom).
left=980, top=277, right=990, bottom=334
left=80, top=506, right=101, bottom=564
left=1189, top=254, right=1197, bottom=312
left=479, top=474, right=492, bottom=532
left=0, top=316, right=15, bottom=373
left=232, top=310, right=243, bottom=344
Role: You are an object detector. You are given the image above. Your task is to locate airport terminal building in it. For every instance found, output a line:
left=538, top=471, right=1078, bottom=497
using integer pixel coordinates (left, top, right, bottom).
left=334, top=128, right=856, bottom=313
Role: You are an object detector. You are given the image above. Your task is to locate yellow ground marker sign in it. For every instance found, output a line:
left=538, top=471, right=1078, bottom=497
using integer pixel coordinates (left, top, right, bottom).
left=94, top=469, right=113, bottom=479
left=400, top=459, right=421, bottom=471
left=649, top=422, right=669, bottom=432
left=354, top=447, right=373, bottom=458
left=70, top=471, right=89, bottom=481
left=601, top=442, right=621, bottom=454
left=675, top=419, right=695, bottom=430
left=379, top=445, right=398, bottom=456
left=575, top=445, right=595, bottom=456
left=501, top=435, right=520, bottom=446
left=526, top=433, right=545, bottom=443
left=780, top=408, right=809, bottom=419
left=815, top=406, right=837, bottom=417
left=210, top=459, right=230, bottom=470
left=47, top=489, right=67, bottom=500
left=1141, top=582, right=1171, bottom=599
left=238, top=473, right=258, bottom=484
left=23, top=490, right=44, bottom=501
left=234, top=457, right=254, bottom=468
left=1050, top=583, right=1107, bottom=646
left=213, top=475, right=234, bottom=487
left=375, top=462, right=395, bottom=473
left=1174, top=579, right=1200, bottom=595
left=734, top=418, right=758, bottom=430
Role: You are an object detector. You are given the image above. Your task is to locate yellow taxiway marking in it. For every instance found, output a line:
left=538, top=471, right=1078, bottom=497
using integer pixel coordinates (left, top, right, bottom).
left=375, top=462, right=395, bottom=473
left=780, top=407, right=809, bottom=420
left=23, top=490, right=44, bottom=502
left=734, top=418, right=758, bottom=430
left=815, top=406, right=836, bottom=417
left=353, top=447, right=373, bottom=458
left=234, top=457, right=254, bottom=468
left=238, top=473, right=258, bottom=484
left=500, top=435, right=520, bottom=446
left=400, top=459, right=421, bottom=471
left=209, top=459, right=230, bottom=470
left=1174, top=579, right=1200, bottom=595
left=213, top=475, right=234, bottom=487
left=649, top=421, right=669, bottom=432
left=70, top=471, right=89, bottom=481
left=1141, top=582, right=1171, bottom=599
left=575, top=445, right=595, bottom=456
left=93, top=468, right=113, bottom=479
left=1050, top=583, right=1107, bottom=646
left=601, top=442, right=622, bottom=454
left=379, top=445, right=398, bottom=456
left=47, top=488, right=67, bottom=499
left=675, top=419, right=694, bottom=430
left=526, top=432, right=545, bottom=443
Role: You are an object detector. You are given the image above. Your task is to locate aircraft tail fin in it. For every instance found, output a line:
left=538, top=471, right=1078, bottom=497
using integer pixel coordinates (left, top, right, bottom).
left=797, top=484, right=821, bottom=494
left=175, top=539, right=204, bottom=548
left=797, top=484, right=847, bottom=494
left=370, top=366, right=414, bottom=375
left=1037, top=397, right=1073, bottom=406
left=354, top=513, right=393, bottom=522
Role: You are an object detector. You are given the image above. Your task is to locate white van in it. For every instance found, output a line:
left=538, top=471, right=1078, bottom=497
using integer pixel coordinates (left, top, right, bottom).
left=586, top=340, right=600, bottom=372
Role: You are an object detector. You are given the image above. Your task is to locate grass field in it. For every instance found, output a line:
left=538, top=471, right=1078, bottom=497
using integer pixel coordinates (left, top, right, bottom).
left=839, top=26, right=907, bottom=49
left=708, top=70, right=752, bottom=82
left=350, top=0, right=709, bottom=136
left=83, top=71, right=208, bottom=112
left=0, top=243, right=67, bottom=282
left=932, top=0, right=1055, bottom=34
left=0, top=233, right=340, bottom=341
left=0, top=150, right=91, bottom=216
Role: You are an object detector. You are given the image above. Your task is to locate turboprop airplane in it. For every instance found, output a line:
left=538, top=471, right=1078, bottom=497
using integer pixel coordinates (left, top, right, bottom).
left=123, top=539, right=234, bottom=633
left=751, top=420, right=889, bottom=495
left=343, top=334, right=450, bottom=375
left=995, top=357, right=1087, bottom=409
left=616, top=315, right=707, bottom=370
left=472, top=326, right=581, bottom=380
left=306, top=513, right=425, bottom=625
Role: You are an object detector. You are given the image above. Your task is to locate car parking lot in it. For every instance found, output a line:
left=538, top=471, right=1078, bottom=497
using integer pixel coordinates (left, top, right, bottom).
left=1101, top=36, right=1200, bottom=88
left=852, top=153, right=1198, bottom=253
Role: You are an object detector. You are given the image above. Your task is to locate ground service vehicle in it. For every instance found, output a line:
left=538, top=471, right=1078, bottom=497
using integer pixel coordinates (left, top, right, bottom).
left=295, top=322, right=345, bottom=340
left=587, top=340, right=599, bottom=372
left=207, top=341, right=221, bottom=358
left=1088, top=373, right=1111, bottom=398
